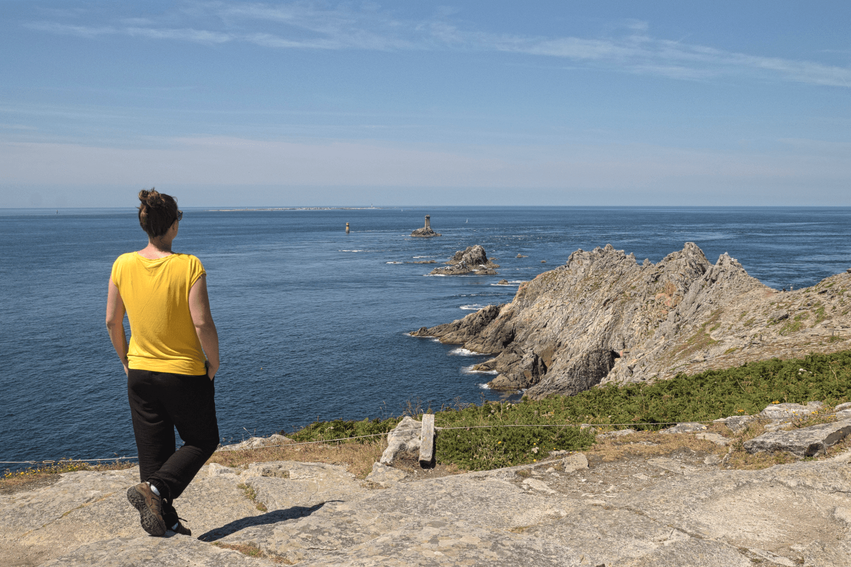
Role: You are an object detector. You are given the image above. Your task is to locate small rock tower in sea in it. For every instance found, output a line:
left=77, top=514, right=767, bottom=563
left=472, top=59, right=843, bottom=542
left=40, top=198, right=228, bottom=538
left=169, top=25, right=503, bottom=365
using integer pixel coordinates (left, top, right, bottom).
left=411, top=215, right=441, bottom=238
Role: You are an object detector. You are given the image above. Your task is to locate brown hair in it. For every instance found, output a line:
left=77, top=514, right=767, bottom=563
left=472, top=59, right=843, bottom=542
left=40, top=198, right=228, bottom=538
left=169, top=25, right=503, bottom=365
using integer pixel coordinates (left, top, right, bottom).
left=138, top=189, right=179, bottom=239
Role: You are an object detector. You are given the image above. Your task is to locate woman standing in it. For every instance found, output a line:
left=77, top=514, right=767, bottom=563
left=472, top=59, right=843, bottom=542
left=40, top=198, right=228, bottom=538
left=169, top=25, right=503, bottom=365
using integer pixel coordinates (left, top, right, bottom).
left=106, top=189, right=220, bottom=537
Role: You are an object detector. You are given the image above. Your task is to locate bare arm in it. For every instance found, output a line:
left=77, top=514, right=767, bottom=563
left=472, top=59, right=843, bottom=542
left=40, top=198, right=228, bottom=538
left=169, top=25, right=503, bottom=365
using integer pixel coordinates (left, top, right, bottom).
left=105, top=278, right=129, bottom=376
left=189, top=274, right=220, bottom=379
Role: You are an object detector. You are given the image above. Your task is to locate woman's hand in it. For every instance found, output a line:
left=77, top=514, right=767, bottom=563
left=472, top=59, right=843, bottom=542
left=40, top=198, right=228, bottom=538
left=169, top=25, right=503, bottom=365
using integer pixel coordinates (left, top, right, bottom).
left=206, top=359, right=219, bottom=380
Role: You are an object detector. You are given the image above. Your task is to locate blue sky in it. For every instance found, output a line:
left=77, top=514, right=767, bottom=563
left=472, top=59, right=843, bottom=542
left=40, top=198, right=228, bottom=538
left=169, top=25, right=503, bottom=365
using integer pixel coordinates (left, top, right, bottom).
left=1, top=1, right=849, bottom=207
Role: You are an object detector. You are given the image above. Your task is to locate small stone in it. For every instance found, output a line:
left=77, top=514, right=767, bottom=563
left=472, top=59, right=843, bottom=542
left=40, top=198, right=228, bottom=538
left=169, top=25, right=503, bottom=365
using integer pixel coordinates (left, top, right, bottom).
left=660, top=422, right=707, bottom=434
left=696, top=432, right=730, bottom=446
left=721, top=415, right=756, bottom=433
left=562, top=453, right=589, bottom=472
left=522, top=478, right=556, bottom=494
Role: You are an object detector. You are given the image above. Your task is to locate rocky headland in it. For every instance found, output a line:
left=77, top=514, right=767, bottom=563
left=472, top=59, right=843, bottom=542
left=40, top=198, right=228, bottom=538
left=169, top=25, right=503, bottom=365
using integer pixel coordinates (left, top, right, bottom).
left=429, top=245, right=499, bottom=276
left=412, top=243, right=851, bottom=398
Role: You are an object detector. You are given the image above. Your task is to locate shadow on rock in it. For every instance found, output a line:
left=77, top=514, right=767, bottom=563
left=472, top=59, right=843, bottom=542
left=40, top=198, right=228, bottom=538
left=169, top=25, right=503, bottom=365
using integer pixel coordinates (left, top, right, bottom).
left=197, top=502, right=332, bottom=542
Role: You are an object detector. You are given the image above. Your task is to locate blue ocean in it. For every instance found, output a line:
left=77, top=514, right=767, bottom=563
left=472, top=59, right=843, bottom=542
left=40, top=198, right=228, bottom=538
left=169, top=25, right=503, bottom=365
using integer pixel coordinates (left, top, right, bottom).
left=1, top=206, right=850, bottom=470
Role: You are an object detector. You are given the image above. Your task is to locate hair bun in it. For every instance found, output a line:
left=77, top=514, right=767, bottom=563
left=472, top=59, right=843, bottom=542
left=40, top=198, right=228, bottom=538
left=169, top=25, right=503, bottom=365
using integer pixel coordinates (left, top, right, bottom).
left=139, top=188, right=164, bottom=208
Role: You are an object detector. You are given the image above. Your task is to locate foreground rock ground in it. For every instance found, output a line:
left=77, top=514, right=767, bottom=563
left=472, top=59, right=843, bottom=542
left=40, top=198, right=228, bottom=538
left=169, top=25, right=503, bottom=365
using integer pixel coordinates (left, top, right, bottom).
left=5, top=443, right=851, bottom=566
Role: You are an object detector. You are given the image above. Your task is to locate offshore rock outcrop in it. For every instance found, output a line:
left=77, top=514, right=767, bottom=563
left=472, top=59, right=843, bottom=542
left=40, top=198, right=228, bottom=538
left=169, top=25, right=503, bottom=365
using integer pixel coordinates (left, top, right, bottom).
left=412, top=243, right=851, bottom=399
left=429, top=245, right=499, bottom=276
left=411, top=214, right=441, bottom=238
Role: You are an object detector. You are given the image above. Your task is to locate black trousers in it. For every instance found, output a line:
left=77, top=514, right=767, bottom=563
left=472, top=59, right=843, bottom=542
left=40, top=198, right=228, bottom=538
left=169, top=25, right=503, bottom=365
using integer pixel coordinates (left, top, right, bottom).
left=127, top=369, right=219, bottom=501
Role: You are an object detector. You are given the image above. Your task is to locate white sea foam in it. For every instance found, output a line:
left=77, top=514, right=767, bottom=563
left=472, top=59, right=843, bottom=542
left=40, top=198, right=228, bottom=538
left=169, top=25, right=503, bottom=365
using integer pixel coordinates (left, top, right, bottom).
left=340, top=249, right=364, bottom=253
left=449, top=347, right=486, bottom=356
left=413, top=255, right=435, bottom=259
left=386, top=261, right=403, bottom=264
left=478, top=383, right=492, bottom=390
left=460, top=304, right=485, bottom=310
left=462, top=365, right=498, bottom=375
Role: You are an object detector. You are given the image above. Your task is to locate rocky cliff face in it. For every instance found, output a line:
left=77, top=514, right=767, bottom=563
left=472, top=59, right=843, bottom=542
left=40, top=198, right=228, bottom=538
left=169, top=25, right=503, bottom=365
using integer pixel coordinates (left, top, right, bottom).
left=413, top=243, right=851, bottom=399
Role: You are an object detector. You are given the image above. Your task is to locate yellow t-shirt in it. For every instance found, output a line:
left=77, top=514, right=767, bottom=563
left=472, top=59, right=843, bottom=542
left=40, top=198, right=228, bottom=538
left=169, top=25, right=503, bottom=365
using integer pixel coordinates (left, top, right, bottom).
left=111, top=252, right=207, bottom=375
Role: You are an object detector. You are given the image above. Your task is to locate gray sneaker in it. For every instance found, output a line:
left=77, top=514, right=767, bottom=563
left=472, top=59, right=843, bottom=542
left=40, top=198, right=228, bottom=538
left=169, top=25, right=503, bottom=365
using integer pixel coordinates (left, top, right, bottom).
left=127, top=483, right=167, bottom=536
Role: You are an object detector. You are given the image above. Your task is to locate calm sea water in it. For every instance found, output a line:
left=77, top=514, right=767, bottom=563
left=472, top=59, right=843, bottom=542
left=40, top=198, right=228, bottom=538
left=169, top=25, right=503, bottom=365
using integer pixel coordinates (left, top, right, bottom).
left=1, top=206, right=850, bottom=469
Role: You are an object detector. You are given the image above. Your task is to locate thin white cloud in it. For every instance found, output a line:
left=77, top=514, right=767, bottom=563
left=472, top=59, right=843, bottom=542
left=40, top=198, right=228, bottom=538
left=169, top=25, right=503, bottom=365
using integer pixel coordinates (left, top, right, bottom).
left=2, top=136, right=849, bottom=190
left=26, top=21, right=233, bottom=44
left=23, top=2, right=851, bottom=88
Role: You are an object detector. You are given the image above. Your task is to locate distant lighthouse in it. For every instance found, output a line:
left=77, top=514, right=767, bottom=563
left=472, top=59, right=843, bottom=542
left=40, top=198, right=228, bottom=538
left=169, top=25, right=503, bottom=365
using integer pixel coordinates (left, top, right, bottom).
left=410, top=214, right=441, bottom=237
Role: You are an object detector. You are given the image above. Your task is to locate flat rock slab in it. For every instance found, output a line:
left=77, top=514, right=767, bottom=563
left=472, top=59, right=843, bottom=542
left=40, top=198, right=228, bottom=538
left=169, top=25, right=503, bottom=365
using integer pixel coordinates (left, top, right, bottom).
left=4, top=453, right=851, bottom=566
left=744, top=419, right=851, bottom=457
left=760, top=401, right=823, bottom=421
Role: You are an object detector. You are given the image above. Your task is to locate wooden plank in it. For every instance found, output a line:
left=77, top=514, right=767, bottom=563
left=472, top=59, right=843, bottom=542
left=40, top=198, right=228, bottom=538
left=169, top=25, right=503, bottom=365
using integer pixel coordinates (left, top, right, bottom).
left=419, top=414, right=435, bottom=467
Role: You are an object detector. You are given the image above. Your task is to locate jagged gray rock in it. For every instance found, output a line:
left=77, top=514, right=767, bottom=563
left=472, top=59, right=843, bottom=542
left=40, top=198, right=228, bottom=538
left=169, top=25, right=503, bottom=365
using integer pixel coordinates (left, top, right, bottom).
left=744, top=419, right=851, bottom=457
left=7, top=449, right=851, bottom=566
left=760, top=401, right=824, bottom=421
left=412, top=242, right=851, bottom=399
left=379, top=416, right=422, bottom=465
left=560, top=452, right=588, bottom=472
left=429, top=245, right=499, bottom=276
left=717, top=415, right=757, bottom=433
left=760, top=401, right=825, bottom=431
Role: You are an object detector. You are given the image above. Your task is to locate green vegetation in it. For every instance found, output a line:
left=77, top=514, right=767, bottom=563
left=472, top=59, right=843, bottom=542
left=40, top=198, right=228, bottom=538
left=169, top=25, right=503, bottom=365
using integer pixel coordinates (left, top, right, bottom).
left=286, top=350, right=851, bottom=472
left=780, top=317, right=805, bottom=335
left=433, top=406, right=596, bottom=470
left=238, top=483, right=268, bottom=512
left=7, top=351, right=851, bottom=485
left=289, top=416, right=401, bottom=443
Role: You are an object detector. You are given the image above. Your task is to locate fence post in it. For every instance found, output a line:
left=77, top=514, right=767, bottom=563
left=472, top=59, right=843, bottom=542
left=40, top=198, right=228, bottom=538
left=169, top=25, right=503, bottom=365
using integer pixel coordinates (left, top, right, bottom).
left=419, top=414, right=435, bottom=466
